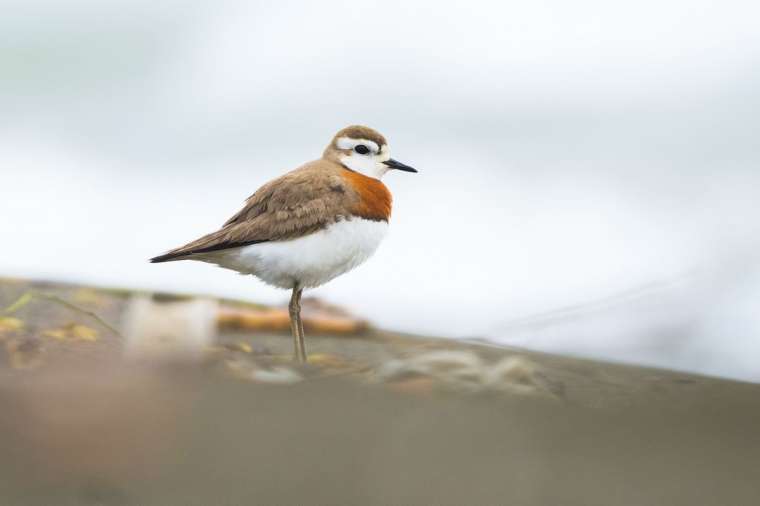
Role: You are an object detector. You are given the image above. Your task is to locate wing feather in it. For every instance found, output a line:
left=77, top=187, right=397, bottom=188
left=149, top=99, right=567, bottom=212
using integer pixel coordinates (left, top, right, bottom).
left=150, top=161, right=353, bottom=263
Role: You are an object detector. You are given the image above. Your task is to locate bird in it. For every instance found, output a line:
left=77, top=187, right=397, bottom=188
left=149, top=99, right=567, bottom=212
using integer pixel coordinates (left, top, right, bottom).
left=150, top=125, right=417, bottom=362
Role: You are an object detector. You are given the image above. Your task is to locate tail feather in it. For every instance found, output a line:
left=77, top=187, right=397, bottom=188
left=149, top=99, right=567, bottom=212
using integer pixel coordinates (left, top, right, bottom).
left=149, top=252, right=189, bottom=263
left=150, top=238, right=268, bottom=264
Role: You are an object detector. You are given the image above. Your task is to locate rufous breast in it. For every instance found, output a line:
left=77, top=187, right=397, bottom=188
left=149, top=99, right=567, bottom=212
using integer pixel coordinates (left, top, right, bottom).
left=342, top=168, right=392, bottom=222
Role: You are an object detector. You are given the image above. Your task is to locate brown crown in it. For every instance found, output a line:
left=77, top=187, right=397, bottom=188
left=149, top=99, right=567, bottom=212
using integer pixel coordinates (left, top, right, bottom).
left=330, top=125, right=387, bottom=149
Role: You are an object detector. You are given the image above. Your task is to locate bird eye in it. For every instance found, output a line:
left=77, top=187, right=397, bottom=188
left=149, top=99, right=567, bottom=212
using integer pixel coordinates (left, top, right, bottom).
left=354, top=144, right=370, bottom=155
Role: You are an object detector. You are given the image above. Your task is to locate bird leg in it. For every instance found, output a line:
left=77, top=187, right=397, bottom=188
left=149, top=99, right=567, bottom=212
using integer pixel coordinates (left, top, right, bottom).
left=289, top=285, right=307, bottom=363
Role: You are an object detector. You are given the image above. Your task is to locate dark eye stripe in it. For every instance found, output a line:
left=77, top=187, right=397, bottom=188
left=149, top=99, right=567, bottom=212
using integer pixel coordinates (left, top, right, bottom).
left=354, top=144, right=370, bottom=155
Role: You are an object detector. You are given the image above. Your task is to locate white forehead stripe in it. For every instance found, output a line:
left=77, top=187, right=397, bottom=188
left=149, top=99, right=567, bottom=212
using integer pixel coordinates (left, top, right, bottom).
left=336, top=136, right=380, bottom=153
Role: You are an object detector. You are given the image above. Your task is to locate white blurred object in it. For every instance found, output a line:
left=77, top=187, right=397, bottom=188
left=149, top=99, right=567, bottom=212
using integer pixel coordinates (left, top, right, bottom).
left=123, top=295, right=218, bottom=361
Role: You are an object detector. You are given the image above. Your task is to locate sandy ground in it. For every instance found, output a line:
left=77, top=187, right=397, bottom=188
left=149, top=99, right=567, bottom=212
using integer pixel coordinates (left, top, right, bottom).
left=1, top=277, right=759, bottom=505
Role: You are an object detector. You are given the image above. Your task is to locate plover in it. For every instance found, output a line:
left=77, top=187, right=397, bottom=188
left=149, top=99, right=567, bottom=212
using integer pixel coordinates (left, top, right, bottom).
left=150, top=125, right=417, bottom=362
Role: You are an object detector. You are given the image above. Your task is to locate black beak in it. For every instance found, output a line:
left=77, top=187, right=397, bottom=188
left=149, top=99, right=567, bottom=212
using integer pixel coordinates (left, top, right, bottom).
left=383, top=158, right=418, bottom=173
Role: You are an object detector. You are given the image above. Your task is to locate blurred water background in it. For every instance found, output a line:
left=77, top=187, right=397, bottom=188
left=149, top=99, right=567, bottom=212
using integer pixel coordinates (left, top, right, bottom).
left=2, top=0, right=760, bottom=380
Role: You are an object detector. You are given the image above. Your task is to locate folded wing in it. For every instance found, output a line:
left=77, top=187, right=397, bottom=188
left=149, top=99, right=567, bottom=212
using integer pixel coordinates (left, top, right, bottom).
left=150, top=162, right=353, bottom=263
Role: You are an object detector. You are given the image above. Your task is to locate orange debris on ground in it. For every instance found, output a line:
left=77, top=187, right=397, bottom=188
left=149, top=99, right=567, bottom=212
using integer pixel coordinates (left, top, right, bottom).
left=218, top=298, right=369, bottom=335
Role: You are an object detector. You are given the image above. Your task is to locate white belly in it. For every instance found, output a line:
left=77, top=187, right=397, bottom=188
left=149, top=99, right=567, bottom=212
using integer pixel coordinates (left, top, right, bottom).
left=196, top=218, right=388, bottom=289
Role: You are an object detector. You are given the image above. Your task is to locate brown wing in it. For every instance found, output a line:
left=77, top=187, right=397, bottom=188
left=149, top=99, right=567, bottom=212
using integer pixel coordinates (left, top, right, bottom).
left=150, top=161, right=355, bottom=263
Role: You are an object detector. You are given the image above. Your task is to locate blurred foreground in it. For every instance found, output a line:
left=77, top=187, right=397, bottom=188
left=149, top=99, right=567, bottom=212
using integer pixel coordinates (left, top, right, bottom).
left=1, top=277, right=759, bottom=505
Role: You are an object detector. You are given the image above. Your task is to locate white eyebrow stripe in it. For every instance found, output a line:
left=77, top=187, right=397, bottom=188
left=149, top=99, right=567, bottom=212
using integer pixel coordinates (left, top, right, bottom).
left=336, top=137, right=380, bottom=153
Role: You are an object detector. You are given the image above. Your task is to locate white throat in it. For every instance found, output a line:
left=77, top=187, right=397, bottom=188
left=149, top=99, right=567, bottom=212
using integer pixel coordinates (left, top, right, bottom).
left=339, top=153, right=389, bottom=179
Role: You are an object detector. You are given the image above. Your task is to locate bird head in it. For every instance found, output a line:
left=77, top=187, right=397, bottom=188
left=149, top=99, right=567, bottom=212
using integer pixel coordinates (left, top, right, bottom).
left=324, top=125, right=417, bottom=179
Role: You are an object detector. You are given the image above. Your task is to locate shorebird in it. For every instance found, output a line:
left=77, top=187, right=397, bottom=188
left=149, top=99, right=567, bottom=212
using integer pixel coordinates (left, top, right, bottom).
left=150, top=125, right=416, bottom=362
